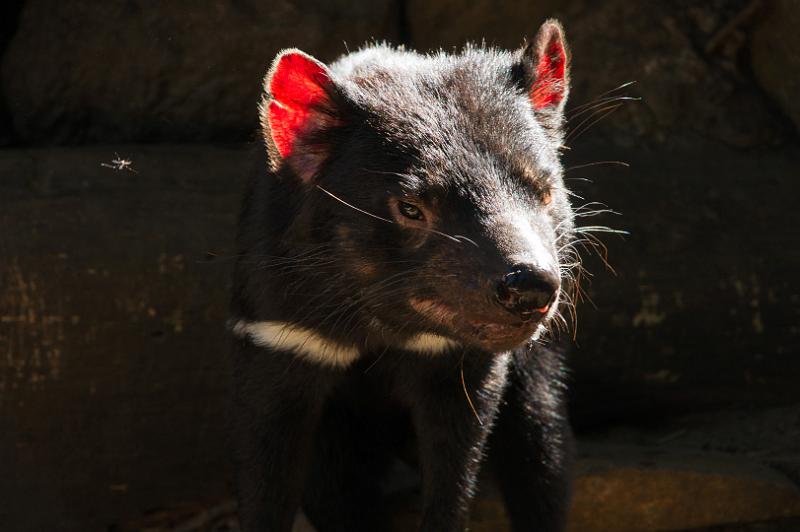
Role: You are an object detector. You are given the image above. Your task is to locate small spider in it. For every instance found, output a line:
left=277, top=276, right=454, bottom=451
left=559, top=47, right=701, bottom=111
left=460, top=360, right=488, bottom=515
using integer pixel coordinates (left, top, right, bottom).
left=101, top=152, right=138, bottom=173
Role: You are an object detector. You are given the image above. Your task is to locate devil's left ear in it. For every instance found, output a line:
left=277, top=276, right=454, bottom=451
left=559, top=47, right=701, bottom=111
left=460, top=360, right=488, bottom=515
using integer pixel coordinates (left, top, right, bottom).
left=515, top=19, right=570, bottom=119
left=259, top=49, right=344, bottom=182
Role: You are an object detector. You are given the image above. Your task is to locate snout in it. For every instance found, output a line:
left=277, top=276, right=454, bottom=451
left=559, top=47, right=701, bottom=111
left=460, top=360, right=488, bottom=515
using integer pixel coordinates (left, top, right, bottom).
left=409, top=264, right=562, bottom=352
left=495, top=264, right=560, bottom=320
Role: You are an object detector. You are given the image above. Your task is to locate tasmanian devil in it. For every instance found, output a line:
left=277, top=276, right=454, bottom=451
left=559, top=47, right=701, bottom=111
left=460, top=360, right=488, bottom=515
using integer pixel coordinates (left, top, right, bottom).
left=230, top=19, right=580, bottom=532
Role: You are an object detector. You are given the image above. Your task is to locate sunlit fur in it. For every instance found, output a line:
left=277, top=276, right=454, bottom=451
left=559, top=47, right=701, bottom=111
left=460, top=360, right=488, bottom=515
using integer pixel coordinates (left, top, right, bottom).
left=230, top=19, right=580, bottom=532
left=235, top=42, right=576, bottom=355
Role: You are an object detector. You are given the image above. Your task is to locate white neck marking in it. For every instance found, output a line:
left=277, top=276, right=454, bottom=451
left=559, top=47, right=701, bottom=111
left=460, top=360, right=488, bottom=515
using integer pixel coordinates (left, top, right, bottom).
left=231, top=320, right=460, bottom=367
left=231, top=320, right=361, bottom=368
left=402, top=332, right=460, bottom=354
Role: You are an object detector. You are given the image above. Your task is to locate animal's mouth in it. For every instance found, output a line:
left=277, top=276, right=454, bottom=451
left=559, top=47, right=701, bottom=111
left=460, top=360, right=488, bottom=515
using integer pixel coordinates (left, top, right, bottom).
left=409, top=296, right=549, bottom=351
left=465, top=316, right=544, bottom=350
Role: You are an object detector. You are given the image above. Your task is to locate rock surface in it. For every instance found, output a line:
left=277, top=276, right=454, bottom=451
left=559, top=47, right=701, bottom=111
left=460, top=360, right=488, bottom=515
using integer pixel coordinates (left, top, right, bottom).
left=570, top=447, right=800, bottom=531
left=2, top=1, right=795, bottom=146
left=751, top=0, right=800, bottom=133
left=1, top=1, right=397, bottom=143
left=407, top=0, right=789, bottom=148
left=405, top=0, right=562, bottom=51
left=114, top=406, right=800, bottom=531
left=569, top=404, right=800, bottom=531
left=569, top=0, right=783, bottom=148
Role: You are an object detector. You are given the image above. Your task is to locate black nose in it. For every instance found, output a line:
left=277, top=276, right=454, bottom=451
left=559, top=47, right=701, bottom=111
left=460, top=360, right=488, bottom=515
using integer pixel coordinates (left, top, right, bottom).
left=495, top=264, right=560, bottom=318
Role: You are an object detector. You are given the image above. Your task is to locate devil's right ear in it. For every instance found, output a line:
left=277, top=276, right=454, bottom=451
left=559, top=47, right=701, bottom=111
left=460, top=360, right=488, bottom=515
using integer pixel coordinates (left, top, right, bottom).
left=259, top=49, right=344, bottom=182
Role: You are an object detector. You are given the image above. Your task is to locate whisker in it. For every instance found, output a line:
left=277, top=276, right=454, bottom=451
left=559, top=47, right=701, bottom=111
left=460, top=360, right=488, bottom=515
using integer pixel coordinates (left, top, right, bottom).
left=566, top=161, right=630, bottom=172
left=568, top=96, right=639, bottom=121
left=568, top=81, right=637, bottom=113
left=565, top=103, right=623, bottom=143
left=460, top=357, right=484, bottom=426
left=574, top=209, right=621, bottom=218
left=316, top=185, right=395, bottom=224
left=360, top=168, right=419, bottom=181
left=317, top=184, right=465, bottom=245
left=566, top=103, right=624, bottom=144
left=453, top=234, right=480, bottom=248
left=575, top=225, right=629, bottom=235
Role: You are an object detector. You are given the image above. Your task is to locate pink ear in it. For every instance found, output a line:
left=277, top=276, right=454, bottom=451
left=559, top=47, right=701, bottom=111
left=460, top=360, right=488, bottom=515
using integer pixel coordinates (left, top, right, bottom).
left=530, top=23, right=568, bottom=110
left=267, top=51, right=334, bottom=159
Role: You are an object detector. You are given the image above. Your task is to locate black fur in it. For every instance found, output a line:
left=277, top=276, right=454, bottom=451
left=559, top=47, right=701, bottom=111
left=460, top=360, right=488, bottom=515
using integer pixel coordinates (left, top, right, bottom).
left=231, top=20, right=576, bottom=532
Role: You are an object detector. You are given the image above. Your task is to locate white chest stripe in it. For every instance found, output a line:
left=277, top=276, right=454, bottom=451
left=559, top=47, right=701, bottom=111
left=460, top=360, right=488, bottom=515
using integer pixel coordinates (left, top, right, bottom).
left=231, top=320, right=361, bottom=368
left=231, top=320, right=459, bottom=367
left=403, top=332, right=460, bottom=355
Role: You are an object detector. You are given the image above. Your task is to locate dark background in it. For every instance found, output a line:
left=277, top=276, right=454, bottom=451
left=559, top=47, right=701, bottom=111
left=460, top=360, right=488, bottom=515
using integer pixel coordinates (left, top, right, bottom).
left=1, top=1, right=799, bottom=531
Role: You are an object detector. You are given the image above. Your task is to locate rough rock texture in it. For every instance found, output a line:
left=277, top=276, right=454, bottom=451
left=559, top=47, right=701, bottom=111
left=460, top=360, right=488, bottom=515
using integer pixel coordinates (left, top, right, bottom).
left=751, top=0, right=800, bottom=133
left=114, top=405, right=800, bottom=531
left=1, top=1, right=397, bottom=143
left=569, top=0, right=786, bottom=148
left=693, top=518, right=800, bottom=531
left=407, top=0, right=789, bottom=148
left=405, top=0, right=562, bottom=51
left=569, top=404, right=800, bottom=531
left=0, top=0, right=24, bottom=145
left=570, top=448, right=800, bottom=531
left=2, top=1, right=794, bottom=147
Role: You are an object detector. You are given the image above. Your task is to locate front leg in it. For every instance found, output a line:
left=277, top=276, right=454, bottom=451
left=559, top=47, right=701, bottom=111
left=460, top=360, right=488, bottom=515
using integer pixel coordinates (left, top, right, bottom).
left=230, top=338, right=340, bottom=532
left=400, top=350, right=509, bottom=532
left=488, top=343, right=574, bottom=532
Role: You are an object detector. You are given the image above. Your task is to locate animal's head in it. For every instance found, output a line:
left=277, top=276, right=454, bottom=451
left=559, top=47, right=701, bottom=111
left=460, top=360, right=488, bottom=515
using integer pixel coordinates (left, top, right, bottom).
left=260, top=20, right=576, bottom=353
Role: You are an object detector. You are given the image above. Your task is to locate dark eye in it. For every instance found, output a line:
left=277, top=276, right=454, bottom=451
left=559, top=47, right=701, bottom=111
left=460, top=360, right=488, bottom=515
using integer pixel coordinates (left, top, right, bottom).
left=398, top=201, right=424, bottom=221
